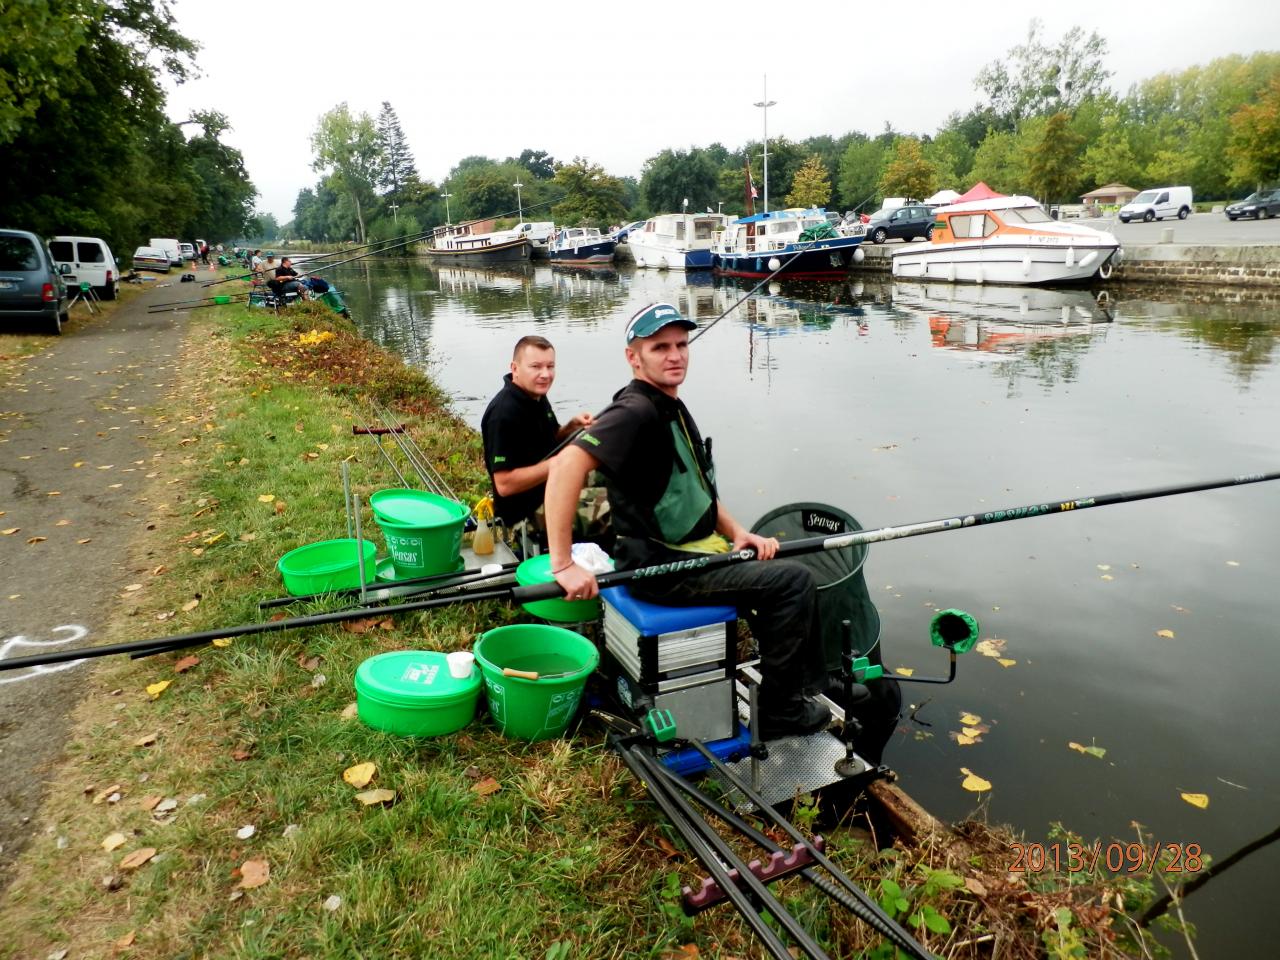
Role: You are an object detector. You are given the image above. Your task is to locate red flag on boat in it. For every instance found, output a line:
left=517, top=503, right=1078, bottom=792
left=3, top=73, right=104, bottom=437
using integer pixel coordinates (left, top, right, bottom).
left=749, top=175, right=758, bottom=200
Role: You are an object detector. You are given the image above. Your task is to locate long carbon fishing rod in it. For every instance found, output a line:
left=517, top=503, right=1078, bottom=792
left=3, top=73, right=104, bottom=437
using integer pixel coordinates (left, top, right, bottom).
left=689, top=243, right=820, bottom=344
left=201, top=230, right=435, bottom=288
left=147, top=291, right=252, bottom=313
left=2, top=470, right=1274, bottom=673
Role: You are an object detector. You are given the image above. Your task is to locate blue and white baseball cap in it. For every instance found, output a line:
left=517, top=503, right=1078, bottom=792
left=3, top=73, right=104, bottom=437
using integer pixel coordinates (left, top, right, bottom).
left=624, top=302, right=697, bottom=344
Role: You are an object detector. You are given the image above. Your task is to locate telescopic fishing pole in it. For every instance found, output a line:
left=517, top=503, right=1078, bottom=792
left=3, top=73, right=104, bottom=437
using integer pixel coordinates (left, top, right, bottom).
left=201, top=230, right=436, bottom=288
left=147, top=292, right=252, bottom=314
left=2, top=470, right=1274, bottom=674
left=690, top=245, right=813, bottom=343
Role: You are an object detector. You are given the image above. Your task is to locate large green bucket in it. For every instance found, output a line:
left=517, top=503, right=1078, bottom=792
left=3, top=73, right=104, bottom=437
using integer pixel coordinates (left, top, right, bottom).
left=370, top=489, right=468, bottom=578
left=474, top=625, right=599, bottom=741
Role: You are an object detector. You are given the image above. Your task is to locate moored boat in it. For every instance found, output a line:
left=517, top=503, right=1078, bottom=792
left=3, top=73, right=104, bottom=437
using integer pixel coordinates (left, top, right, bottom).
left=713, top=209, right=867, bottom=279
left=890, top=196, right=1121, bottom=286
left=547, top=227, right=616, bottom=265
left=426, top=219, right=530, bottom=264
left=629, top=212, right=730, bottom=270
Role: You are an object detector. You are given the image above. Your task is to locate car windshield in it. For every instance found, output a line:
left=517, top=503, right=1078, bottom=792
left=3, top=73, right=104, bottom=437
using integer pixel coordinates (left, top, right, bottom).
left=0, top=236, right=39, bottom=271
left=1132, top=191, right=1158, bottom=203
left=1241, top=193, right=1263, bottom=202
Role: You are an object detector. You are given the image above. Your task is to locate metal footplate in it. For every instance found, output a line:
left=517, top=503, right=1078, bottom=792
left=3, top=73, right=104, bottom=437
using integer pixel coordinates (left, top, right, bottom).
left=683, top=838, right=826, bottom=913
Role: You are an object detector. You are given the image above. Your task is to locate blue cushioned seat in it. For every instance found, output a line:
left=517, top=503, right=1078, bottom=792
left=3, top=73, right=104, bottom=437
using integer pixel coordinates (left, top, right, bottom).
left=601, top=584, right=736, bottom=634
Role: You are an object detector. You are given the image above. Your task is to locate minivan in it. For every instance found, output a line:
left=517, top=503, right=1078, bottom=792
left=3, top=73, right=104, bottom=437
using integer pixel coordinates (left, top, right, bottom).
left=1118, top=187, right=1193, bottom=223
left=0, top=228, right=70, bottom=335
left=150, top=237, right=183, bottom=267
left=50, top=235, right=120, bottom=300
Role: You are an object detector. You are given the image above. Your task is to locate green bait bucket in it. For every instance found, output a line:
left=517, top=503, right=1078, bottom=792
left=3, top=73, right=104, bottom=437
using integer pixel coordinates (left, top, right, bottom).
left=370, top=489, right=468, bottom=578
left=474, top=624, right=599, bottom=741
left=277, top=538, right=377, bottom=596
left=354, top=650, right=481, bottom=737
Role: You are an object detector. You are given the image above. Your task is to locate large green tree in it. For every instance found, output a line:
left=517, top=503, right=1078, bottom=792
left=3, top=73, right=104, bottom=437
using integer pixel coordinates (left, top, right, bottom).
left=311, top=103, right=381, bottom=242
left=640, top=148, right=719, bottom=214
left=375, top=101, right=419, bottom=203
left=974, top=19, right=1111, bottom=128
left=878, top=138, right=937, bottom=200
left=1227, top=73, right=1280, bottom=188
left=785, top=155, right=832, bottom=209
left=837, top=136, right=889, bottom=212
left=1025, top=112, right=1085, bottom=202
left=183, top=110, right=257, bottom=241
left=551, top=158, right=627, bottom=226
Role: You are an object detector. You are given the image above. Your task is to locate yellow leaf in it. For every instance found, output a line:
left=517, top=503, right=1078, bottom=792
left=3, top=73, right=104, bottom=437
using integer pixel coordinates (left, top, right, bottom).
left=119, top=847, right=157, bottom=870
left=340, top=702, right=359, bottom=721
left=26, top=536, right=47, bottom=545
left=961, top=726, right=984, bottom=738
left=257, top=494, right=275, bottom=503
left=55, top=519, right=71, bottom=526
left=77, top=538, right=92, bottom=544
left=115, top=930, right=136, bottom=948
left=146, top=680, right=171, bottom=699
left=954, top=733, right=977, bottom=746
left=472, top=777, right=502, bottom=797
left=996, top=658, right=1017, bottom=668
left=1156, top=629, right=1175, bottom=639
left=343, top=762, right=376, bottom=788
left=1, top=528, right=19, bottom=536
left=894, top=667, right=915, bottom=677
left=211, top=637, right=232, bottom=648
left=959, top=767, right=992, bottom=792
left=1096, top=564, right=1111, bottom=571
left=101, top=832, right=128, bottom=852
left=73, top=461, right=85, bottom=467
left=202, top=531, right=225, bottom=546
left=238, top=857, right=270, bottom=888
left=1180, top=792, right=1210, bottom=809
left=960, top=712, right=982, bottom=726
left=355, top=788, right=396, bottom=806
left=181, top=598, right=200, bottom=612
left=124, top=583, right=143, bottom=592
left=134, top=732, right=158, bottom=747
left=1100, top=574, right=1114, bottom=581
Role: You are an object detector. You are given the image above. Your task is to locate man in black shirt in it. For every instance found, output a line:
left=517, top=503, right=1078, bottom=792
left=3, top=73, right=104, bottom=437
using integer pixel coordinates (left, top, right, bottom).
left=273, top=257, right=309, bottom=300
left=543, top=303, right=829, bottom=740
left=481, top=335, right=594, bottom=544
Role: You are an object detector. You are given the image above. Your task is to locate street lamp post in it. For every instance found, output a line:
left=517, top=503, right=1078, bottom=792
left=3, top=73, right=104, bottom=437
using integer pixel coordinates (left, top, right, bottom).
left=753, top=75, right=777, bottom=213
left=388, top=202, right=400, bottom=224
left=513, top=181, right=524, bottom=223
left=441, top=188, right=453, bottom=225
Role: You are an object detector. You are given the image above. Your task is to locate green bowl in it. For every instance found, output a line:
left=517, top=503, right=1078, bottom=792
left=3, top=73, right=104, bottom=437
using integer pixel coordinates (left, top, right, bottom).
left=277, top=539, right=377, bottom=596
left=515, top=554, right=603, bottom=623
left=355, top=650, right=480, bottom=737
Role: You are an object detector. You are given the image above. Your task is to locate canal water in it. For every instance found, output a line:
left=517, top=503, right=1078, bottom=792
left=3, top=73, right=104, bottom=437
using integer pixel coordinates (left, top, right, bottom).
left=333, top=258, right=1280, bottom=957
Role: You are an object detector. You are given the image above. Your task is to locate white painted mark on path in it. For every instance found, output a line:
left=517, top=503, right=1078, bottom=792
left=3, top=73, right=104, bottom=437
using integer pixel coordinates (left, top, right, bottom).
left=0, top=625, right=90, bottom=685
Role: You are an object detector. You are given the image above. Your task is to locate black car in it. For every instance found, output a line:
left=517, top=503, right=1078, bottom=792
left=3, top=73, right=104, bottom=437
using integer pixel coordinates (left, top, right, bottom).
left=1224, top=191, right=1280, bottom=220
left=866, top=204, right=935, bottom=243
left=0, top=228, right=69, bottom=335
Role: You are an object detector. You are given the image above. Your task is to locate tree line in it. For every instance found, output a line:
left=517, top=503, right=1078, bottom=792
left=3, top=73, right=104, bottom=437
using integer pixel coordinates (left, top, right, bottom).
left=0, top=0, right=258, bottom=259
left=286, top=22, right=1280, bottom=243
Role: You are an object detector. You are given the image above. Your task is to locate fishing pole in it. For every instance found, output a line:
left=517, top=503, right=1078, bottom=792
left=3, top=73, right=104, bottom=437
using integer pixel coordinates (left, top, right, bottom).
left=201, top=230, right=436, bottom=288
left=147, top=292, right=251, bottom=314
left=689, top=246, right=812, bottom=343
left=207, top=231, right=436, bottom=285
left=3, top=470, right=1274, bottom=674
left=257, top=559, right=519, bottom=610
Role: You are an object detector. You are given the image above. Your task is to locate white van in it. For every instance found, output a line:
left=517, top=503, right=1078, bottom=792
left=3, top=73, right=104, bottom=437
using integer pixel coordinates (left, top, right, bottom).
left=49, top=236, right=120, bottom=300
left=150, top=238, right=183, bottom=267
left=1118, top=187, right=1193, bottom=223
left=179, top=242, right=196, bottom=261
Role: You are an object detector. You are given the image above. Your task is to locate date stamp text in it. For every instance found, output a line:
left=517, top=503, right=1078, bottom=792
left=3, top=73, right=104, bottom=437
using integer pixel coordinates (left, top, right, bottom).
left=1008, top=841, right=1203, bottom=875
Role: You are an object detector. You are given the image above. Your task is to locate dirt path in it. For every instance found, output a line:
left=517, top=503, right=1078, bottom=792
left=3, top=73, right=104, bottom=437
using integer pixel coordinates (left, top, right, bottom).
left=0, top=280, right=194, bottom=881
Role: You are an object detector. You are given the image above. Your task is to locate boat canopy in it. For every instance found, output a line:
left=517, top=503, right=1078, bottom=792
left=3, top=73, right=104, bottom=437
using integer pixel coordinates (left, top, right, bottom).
left=732, top=208, right=827, bottom=224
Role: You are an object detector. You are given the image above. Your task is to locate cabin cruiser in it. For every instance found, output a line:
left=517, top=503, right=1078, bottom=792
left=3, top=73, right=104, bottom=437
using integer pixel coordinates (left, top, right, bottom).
left=890, top=196, right=1121, bottom=285
left=548, top=227, right=616, bottom=265
left=629, top=212, right=731, bottom=270
left=713, top=208, right=866, bottom=279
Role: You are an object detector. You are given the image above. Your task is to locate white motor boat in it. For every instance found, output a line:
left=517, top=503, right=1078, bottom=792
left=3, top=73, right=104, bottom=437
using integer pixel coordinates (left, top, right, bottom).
left=629, top=212, right=731, bottom=270
left=890, top=196, right=1121, bottom=285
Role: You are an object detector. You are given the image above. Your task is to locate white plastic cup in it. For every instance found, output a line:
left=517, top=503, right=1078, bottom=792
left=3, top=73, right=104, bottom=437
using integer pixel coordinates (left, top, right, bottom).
left=447, top=651, right=475, bottom=679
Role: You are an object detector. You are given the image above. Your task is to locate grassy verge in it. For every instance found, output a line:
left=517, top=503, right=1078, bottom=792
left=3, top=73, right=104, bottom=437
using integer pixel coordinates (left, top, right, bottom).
left=0, top=292, right=1188, bottom=959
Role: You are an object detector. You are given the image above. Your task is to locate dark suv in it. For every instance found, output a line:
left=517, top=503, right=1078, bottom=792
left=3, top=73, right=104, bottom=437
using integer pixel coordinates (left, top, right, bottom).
left=0, top=228, right=69, bottom=334
left=1224, top=191, right=1280, bottom=220
left=867, top=204, right=935, bottom=243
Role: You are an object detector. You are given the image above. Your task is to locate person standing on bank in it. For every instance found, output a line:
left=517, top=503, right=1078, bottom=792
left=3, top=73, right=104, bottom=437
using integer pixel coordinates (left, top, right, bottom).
left=481, top=335, right=595, bottom=549
left=542, top=303, right=830, bottom=740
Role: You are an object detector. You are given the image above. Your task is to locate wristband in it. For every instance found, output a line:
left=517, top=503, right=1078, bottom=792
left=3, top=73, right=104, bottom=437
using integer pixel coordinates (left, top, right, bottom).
left=551, top=561, right=575, bottom=575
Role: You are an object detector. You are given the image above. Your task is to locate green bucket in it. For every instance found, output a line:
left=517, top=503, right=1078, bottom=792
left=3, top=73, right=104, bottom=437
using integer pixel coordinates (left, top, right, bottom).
left=370, top=489, right=468, bottom=578
left=277, top=538, right=377, bottom=596
left=514, top=554, right=603, bottom=623
left=354, top=650, right=480, bottom=737
left=474, top=625, right=599, bottom=741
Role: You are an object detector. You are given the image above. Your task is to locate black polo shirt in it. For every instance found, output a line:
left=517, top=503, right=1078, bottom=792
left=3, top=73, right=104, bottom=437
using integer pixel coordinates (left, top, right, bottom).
left=481, top=373, right=560, bottom=526
left=573, top=379, right=718, bottom=568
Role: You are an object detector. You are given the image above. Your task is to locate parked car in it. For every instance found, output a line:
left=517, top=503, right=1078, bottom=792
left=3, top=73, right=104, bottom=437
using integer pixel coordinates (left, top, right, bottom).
left=611, top=220, right=648, bottom=243
left=1118, top=186, right=1193, bottom=222
left=133, top=246, right=172, bottom=273
left=866, top=204, right=935, bottom=243
left=1224, top=190, right=1280, bottom=220
left=0, top=228, right=70, bottom=335
left=49, top=235, right=120, bottom=300
left=179, top=242, right=196, bottom=261
left=150, top=237, right=182, bottom=267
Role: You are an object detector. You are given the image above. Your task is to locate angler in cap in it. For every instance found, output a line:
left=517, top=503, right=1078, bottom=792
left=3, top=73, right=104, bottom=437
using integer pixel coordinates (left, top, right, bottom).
left=544, top=302, right=830, bottom=740
left=481, top=335, right=599, bottom=555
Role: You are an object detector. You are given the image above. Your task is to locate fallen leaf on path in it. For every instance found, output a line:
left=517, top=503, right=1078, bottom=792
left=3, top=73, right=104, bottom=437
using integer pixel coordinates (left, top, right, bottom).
left=174, top=655, right=200, bottom=673
left=124, top=584, right=143, bottom=592
left=146, top=680, right=170, bottom=699
left=237, top=858, right=270, bottom=889
left=297, top=654, right=320, bottom=671
left=154, top=798, right=178, bottom=814
left=55, top=519, right=71, bottom=526
left=140, top=795, right=162, bottom=811
left=1156, top=629, right=1175, bottom=639
left=342, top=617, right=379, bottom=634
left=343, top=762, right=376, bottom=788
left=959, top=767, right=992, bottom=793
left=77, top=538, right=92, bottom=544
left=1180, top=792, right=1210, bottom=809
left=119, top=847, right=157, bottom=870
left=211, top=637, right=232, bottom=648
left=354, top=788, right=396, bottom=806
left=964, top=876, right=988, bottom=896
left=101, top=832, right=127, bottom=852
left=114, top=930, right=136, bottom=948
left=231, top=748, right=253, bottom=761
left=1, top=528, right=19, bottom=536
left=92, top=783, right=122, bottom=804
left=181, top=599, right=199, bottom=612
left=26, top=536, right=47, bottom=545
left=256, top=494, right=275, bottom=503
left=134, top=732, right=158, bottom=747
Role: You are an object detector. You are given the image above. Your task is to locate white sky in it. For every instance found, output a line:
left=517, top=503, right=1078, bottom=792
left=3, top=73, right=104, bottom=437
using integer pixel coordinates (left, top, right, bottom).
left=162, top=0, right=1280, bottom=222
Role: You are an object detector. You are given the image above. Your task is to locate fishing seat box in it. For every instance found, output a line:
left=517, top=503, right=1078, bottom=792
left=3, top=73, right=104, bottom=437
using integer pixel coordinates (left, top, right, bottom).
left=600, top=585, right=738, bottom=742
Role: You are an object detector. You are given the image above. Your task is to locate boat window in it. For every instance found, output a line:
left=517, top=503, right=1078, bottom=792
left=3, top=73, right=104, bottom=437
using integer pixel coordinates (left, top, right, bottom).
left=1003, top=206, right=1052, bottom=224
left=694, top=222, right=715, bottom=239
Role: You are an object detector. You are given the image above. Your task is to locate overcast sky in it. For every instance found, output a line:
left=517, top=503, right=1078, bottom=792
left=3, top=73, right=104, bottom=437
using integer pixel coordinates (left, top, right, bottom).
left=162, top=1, right=1280, bottom=222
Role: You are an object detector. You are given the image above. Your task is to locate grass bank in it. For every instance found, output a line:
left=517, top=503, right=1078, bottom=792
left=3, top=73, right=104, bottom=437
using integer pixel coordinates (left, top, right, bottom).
left=0, top=288, right=1190, bottom=959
